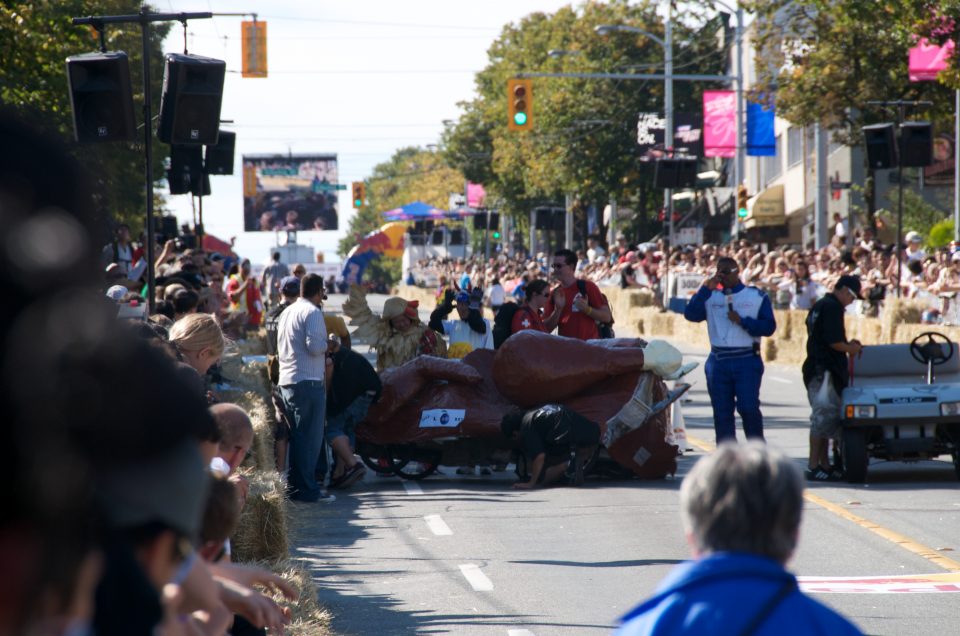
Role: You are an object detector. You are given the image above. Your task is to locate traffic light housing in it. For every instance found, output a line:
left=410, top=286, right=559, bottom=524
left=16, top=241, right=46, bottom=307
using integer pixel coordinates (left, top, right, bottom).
left=507, top=79, right=533, bottom=131
left=352, top=182, right=366, bottom=208
left=736, top=184, right=748, bottom=219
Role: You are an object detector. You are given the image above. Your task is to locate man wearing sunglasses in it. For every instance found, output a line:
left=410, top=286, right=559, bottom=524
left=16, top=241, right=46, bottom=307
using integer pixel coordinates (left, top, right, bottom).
left=543, top=248, right=612, bottom=340
left=684, top=256, right=776, bottom=442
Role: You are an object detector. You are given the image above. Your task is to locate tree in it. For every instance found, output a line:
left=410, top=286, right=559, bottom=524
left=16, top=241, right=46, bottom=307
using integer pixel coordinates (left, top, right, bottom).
left=0, top=2, right=173, bottom=238
left=443, top=0, right=730, bottom=242
left=338, top=147, right=466, bottom=286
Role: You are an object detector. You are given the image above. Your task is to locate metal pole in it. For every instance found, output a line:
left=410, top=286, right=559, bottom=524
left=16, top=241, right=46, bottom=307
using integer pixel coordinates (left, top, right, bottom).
left=564, top=193, right=573, bottom=250
left=896, top=106, right=905, bottom=299
left=663, top=4, right=673, bottom=308
left=955, top=89, right=959, bottom=243
left=734, top=4, right=745, bottom=240
left=484, top=209, right=491, bottom=261
left=529, top=209, right=537, bottom=259
left=140, top=10, right=156, bottom=313
left=815, top=123, right=829, bottom=249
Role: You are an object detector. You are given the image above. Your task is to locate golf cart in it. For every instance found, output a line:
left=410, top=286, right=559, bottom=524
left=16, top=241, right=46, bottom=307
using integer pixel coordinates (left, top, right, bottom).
left=841, top=332, right=960, bottom=482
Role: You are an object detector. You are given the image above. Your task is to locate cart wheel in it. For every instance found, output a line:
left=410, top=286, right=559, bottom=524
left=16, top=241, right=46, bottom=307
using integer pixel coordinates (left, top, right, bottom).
left=360, top=454, right=405, bottom=475
left=842, top=428, right=869, bottom=483
left=387, top=446, right=439, bottom=481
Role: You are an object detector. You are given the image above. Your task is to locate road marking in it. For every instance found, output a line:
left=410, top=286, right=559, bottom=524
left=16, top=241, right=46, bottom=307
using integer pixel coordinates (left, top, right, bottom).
left=507, top=630, right=536, bottom=636
left=402, top=481, right=423, bottom=495
left=424, top=514, right=452, bottom=536
left=458, top=563, right=494, bottom=592
left=767, top=376, right=792, bottom=384
left=798, top=572, right=960, bottom=594
left=686, top=433, right=960, bottom=574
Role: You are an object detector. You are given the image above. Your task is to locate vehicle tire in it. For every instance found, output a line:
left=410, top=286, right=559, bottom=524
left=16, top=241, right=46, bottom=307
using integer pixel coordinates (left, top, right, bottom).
left=842, top=428, right=869, bottom=483
left=387, top=446, right=439, bottom=481
left=360, top=454, right=403, bottom=475
left=953, top=451, right=960, bottom=481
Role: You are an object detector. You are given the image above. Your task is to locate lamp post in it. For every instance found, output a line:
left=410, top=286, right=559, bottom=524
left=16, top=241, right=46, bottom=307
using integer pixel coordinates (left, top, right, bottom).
left=597, top=6, right=674, bottom=305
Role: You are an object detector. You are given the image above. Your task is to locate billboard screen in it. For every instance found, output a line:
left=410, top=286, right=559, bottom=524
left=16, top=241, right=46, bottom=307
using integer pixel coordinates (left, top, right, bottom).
left=242, top=153, right=339, bottom=232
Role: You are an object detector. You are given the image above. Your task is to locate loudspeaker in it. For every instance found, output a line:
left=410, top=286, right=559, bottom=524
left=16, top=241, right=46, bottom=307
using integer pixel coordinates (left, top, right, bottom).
left=414, top=220, right=433, bottom=234
left=449, top=229, right=465, bottom=245
left=204, top=130, right=235, bottom=175
left=193, top=173, right=211, bottom=197
left=155, top=215, right=179, bottom=242
left=862, top=123, right=897, bottom=169
left=900, top=121, right=933, bottom=167
left=168, top=146, right=202, bottom=195
left=472, top=215, right=486, bottom=230
left=66, top=52, right=136, bottom=143
left=431, top=230, right=445, bottom=245
left=157, top=53, right=226, bottom=145
left=654, top=158, right=698, bottom=188
left=534, top=209, right=560, bottom=230
left=489, top=212, right=500, bottom=229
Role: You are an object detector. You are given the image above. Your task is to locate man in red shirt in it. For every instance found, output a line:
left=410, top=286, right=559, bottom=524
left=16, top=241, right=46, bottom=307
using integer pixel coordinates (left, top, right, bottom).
left=543, top=249, right=612, bottom=340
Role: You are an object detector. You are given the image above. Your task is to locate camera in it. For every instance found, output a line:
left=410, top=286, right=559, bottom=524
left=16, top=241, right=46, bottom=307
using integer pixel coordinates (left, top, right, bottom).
left=174, top=238, right=185, bottom=250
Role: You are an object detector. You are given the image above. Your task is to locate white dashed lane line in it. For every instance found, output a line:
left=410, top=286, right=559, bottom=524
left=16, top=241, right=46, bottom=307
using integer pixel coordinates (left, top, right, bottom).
left=424, top=514, right=453, bottom=536
left=507, top=630, right=536, bottom=636
left=401, top=480, right=423, bottom=495
left=458, top=563, right=494, bottom=592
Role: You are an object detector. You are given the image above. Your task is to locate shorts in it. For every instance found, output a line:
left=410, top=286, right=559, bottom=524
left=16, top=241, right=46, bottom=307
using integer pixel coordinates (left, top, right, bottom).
left=325, top=393, right=374, bottom=445
left=807, top=373, right=842, bottom=439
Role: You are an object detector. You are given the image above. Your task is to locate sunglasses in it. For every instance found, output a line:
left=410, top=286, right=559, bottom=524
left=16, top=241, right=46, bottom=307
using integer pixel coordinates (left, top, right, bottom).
left=717, top=268, right=739, bottom=275
left=551, top=263, right=566, bottom=269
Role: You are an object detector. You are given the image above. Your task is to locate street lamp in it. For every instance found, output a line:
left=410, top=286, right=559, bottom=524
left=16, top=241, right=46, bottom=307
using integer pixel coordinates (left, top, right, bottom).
left=596, top=12, right=674, bottom=306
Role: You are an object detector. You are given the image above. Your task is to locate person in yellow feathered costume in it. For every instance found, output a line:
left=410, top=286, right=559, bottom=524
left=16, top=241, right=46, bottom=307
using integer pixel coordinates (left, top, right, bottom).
left=342, top=284, right=446, bottom=372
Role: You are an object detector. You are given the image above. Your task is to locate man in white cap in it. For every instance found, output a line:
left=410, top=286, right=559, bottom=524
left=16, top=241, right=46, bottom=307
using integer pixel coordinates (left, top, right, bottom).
left=905, top=231, right=926, bottom=262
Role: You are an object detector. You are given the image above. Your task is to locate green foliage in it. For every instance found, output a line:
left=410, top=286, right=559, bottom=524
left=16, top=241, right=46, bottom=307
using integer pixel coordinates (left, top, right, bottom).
left=928, top=218, right=955, bottom=248
left=338, top=147, right=466, bottom=287
left=443, top=1, right=729, bottom=236
left=746, top=0, right=955, bottom=144
left=0, top=2, right=173, bottom=236
left=899, top=187, right=952, bottom=241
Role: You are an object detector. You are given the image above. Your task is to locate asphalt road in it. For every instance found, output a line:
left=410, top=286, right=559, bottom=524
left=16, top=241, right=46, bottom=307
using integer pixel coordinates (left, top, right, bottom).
left=290, top=295, right=960, bottom=635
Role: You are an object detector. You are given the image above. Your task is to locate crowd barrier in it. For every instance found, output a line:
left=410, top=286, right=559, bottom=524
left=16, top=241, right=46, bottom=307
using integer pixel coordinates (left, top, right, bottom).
left=397, top=285, right=960, bottom=366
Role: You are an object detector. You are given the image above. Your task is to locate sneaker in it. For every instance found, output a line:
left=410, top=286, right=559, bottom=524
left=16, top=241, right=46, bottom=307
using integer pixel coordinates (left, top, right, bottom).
left=456, top=466, right=474, bottom=476
left=804, top=466, right=838, bottom=482
left=337, top=463, right=367, bottom=489
left=317, top=492, right=337, bottom=503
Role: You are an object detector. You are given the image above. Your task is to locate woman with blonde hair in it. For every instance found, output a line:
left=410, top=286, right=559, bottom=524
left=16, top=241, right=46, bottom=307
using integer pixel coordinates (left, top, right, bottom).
left=169, top=312, right=226, bottom=376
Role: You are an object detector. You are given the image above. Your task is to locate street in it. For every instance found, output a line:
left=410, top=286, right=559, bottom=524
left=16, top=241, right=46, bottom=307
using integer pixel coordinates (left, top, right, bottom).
left=290, top=296, right=960, bottom=635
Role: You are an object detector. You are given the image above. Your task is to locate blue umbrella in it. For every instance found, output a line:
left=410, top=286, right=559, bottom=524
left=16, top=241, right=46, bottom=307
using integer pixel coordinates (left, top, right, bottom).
left=382, top=201, right=449, bottom=221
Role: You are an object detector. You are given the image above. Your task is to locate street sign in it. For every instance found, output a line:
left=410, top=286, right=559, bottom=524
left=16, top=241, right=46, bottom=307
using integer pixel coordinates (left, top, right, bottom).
left=830, top=181, right=853, bottom=189
left=311, top=182, right=346, bottom=192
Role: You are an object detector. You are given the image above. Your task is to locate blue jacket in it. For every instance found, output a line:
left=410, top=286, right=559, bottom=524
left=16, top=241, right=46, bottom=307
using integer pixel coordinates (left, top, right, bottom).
left=684, top=283, right=776, bottom=341
left=614, top=553, right=862, bottom=636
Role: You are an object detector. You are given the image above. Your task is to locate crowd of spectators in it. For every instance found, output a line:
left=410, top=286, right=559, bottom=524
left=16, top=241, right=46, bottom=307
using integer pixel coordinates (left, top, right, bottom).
left=2, top=112, right=303, bottom=634
left=409, top=228, right=960, bottom=323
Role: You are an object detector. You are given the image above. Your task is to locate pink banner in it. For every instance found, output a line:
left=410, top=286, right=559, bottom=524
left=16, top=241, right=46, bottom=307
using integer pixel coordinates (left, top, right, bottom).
left=909, top=38, right=953, bottom=81
left=467, top=182, right=486, bottom=208
left=703, top=90, right=736, bottom=158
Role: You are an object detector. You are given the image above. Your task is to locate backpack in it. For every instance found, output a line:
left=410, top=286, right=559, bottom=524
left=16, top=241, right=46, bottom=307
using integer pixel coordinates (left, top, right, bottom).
left=493, top=302, right=532, bottom=349
left=576, top=279, right=615, bottom=338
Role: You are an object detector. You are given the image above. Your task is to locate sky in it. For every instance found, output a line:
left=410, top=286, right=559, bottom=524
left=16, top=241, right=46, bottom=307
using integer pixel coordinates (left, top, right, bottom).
left=160, top=0, right=574, bottom=264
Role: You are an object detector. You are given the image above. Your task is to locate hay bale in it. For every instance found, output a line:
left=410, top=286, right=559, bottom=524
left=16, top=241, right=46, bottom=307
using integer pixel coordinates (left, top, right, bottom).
left=264, top=559, right=334, bottom=636
left=232, top=471, right=289, bottom=563
left=762, top=339, right=777, bottom=362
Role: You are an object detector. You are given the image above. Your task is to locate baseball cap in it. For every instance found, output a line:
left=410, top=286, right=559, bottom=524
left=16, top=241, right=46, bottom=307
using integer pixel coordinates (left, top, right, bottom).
left=906, top=230, right=922, bottom=243
left=106, top=285, right=128, bottom=302
left=280, top=275, right=300, bottom=296
left=836, top=274, right=862, bottom=299
left=455, top=291, right=470, bottom=305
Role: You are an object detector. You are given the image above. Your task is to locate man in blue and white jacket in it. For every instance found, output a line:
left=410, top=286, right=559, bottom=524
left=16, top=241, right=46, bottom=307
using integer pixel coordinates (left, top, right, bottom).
left=683, top=256, right=776, bottom=442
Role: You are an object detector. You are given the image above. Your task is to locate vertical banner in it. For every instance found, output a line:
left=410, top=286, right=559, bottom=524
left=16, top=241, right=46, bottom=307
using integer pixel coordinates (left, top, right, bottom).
left=467, top=182, right=486, bottom=208
left=703, top=90, right=736, bottom=158
left=747, top=101, right=776, bottom=156
left=909, top=38, right=953, bottom=81
left=241, top=21, right=268, bottom=78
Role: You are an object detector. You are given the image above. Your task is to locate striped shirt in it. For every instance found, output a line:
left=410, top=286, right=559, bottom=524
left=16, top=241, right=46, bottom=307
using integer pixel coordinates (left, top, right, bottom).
left=277, top=297, right=328, bottom=386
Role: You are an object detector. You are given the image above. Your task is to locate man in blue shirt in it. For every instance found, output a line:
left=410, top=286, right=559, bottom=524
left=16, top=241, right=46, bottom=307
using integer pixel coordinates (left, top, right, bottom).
left=615, top=442, right=863, bottom=636
left=684, top=257, right=776, bottom=442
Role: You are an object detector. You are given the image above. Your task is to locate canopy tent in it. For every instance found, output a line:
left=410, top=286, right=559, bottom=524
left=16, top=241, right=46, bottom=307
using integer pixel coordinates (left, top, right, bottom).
left=382, top=201, right=449, bottom=221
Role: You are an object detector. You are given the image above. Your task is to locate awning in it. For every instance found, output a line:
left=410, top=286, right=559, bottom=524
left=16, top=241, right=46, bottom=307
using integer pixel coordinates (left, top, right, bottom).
left=744, top=184, right=785, bottom=229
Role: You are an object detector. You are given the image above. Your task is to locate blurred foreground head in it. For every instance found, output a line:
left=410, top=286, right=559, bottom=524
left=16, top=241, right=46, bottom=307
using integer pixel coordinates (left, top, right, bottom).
left=0, top=110, right=213, bottom=632
left=680, top=442, right=803, bottom=564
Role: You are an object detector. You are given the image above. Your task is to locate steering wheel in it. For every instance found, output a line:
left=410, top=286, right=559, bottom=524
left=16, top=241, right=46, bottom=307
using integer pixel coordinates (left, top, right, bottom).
left=910, top=331, right=955, bottom=366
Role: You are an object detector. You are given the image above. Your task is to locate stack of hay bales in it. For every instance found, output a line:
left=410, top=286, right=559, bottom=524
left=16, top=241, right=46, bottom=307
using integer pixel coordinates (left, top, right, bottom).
left=216, top=335, right=332, bottom=635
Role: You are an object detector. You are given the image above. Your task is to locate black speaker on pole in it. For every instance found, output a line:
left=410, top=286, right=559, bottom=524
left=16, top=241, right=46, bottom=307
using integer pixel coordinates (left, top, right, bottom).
left=157, top=53, right=226, bottom=145
left=473, top=214, right=486, bottom=230
left=654, top=158, right=698, bottom=188
left=449, top=229, right=465, bottom=245
left=862, top=123, right=897, bottom=169
left=899, top=121, right=933, bottom=167
left=488, top=212, right=500, bottom=229
left=204, top=130, right=236, bottom=175
left=193, top=173, right=211, bottom=197
left=167, top=145, right=202, bottom=195
left=66, top=51, right=136, bottom=143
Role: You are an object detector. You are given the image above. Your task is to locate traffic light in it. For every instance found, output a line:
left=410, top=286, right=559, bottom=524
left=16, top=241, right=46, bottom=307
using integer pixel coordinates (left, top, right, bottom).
left=736, top=184, right=748, bottom=219
left=352, top=182, right=366, bottom=208
left=507, top=79, right=533, bottom=131
left=492, top=230, right=501, bottom=240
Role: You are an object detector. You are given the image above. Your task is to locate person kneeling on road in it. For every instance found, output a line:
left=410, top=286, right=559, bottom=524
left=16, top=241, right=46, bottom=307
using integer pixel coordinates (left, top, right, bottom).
left=501, top=404, right=600, bottom=489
